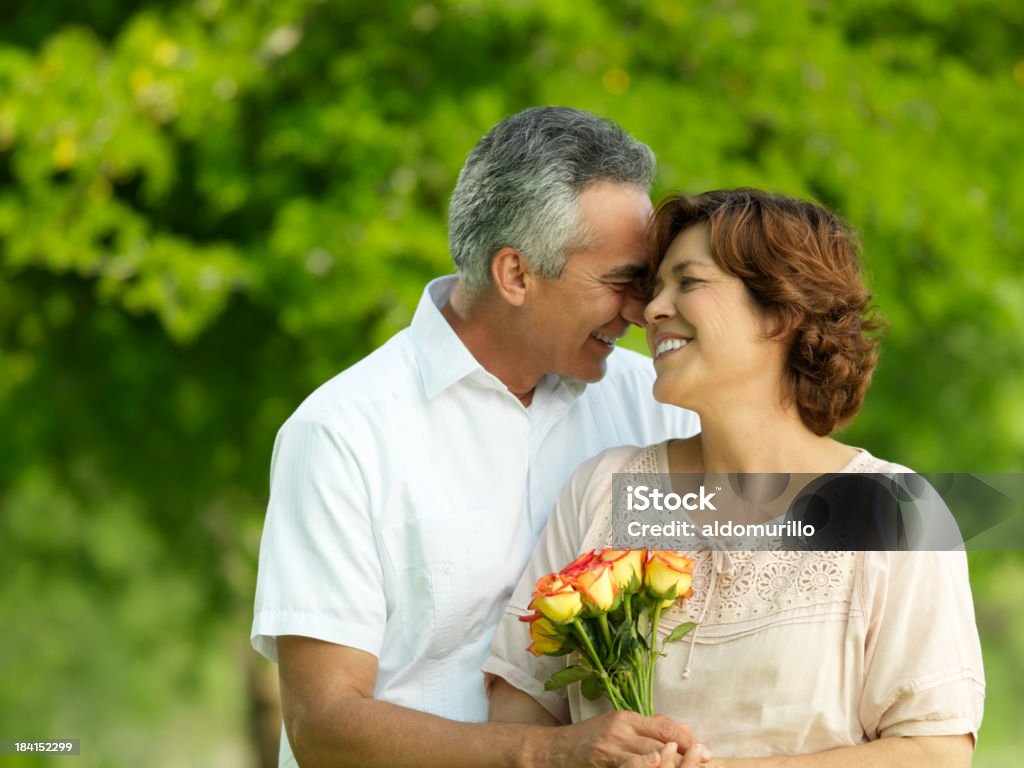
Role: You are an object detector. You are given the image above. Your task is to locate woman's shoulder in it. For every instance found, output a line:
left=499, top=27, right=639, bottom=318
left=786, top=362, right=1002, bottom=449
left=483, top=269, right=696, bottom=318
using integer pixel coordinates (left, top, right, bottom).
left=845, top=449, right=969, bottom=552
left=569, top=442, right=668, bottom=490
left=841, top=447, right=914, bottom=475
left=557, top=443, right=669, bottom=552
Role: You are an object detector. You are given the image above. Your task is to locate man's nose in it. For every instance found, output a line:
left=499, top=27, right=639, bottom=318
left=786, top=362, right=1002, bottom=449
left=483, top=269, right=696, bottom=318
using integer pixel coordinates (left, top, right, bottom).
left=621, top=289, right=648, bottom=327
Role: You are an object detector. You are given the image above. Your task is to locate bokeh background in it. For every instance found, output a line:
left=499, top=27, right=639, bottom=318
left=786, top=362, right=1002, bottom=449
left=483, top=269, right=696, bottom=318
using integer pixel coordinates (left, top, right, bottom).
left=1, top=1, right=1022, bottom=766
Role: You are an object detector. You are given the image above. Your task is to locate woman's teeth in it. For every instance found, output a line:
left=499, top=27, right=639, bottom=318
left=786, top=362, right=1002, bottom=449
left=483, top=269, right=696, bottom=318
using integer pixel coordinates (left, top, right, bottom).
left=655, top=338, right=689, bottom=358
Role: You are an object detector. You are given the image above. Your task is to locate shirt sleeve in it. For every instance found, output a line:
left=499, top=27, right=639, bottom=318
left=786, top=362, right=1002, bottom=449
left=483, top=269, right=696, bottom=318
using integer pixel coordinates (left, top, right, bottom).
left=859, top=550, right=985, bottom=744
left=251, top=416, right=387, bottom=663
left=483, top=447, right=635, bottom=723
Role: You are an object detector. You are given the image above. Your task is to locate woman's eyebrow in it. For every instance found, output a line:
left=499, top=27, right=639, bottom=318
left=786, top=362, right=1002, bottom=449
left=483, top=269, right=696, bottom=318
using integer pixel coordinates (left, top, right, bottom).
left=650, top=259, right=709, bottom=292
left=670, top=259, right=707, bottom=276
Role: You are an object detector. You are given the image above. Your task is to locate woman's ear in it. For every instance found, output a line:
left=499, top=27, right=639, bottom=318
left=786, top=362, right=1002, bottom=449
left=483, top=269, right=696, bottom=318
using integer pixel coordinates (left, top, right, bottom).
left=490, top=246, right=530, bottom=307
left=764, top=306, right=803, bottom=343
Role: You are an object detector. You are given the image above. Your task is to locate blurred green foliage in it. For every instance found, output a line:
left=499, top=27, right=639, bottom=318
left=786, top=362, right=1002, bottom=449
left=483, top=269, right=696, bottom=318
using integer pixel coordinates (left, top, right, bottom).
left=1, top=1, right=1022, bottom=766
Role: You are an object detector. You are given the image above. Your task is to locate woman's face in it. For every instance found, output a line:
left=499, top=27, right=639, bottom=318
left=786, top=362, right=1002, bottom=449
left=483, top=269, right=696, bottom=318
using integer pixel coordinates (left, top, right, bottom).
left=644, top=223, right=787, bottom=411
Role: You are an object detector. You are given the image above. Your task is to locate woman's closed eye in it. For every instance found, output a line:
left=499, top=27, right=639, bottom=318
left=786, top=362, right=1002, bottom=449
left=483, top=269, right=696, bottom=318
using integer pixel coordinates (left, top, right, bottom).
left=677, top=275, right=701, bottom=289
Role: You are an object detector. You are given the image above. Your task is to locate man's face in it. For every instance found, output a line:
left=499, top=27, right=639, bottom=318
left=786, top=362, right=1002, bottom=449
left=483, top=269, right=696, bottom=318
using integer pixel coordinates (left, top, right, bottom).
left=523, top=182, right=653, bottom=383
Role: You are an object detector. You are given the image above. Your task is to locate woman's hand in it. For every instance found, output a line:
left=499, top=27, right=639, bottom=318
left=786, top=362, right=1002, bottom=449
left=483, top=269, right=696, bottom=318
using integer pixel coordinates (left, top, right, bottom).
left=620, top=740, right=711, bottom=768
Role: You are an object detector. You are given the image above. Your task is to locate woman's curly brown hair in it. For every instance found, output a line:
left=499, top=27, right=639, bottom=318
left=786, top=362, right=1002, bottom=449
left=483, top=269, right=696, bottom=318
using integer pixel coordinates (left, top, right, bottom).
left=648, top=188, right=886, bottom=436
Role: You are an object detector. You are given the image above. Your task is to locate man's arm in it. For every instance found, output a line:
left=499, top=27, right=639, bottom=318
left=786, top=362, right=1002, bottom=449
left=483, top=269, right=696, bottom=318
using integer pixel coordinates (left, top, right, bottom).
left=279, top=636, right=706, bottom=768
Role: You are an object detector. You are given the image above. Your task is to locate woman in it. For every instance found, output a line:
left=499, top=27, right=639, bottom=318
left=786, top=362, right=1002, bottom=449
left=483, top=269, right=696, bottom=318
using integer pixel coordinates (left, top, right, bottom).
left=484, top=189, right=984, bottom=767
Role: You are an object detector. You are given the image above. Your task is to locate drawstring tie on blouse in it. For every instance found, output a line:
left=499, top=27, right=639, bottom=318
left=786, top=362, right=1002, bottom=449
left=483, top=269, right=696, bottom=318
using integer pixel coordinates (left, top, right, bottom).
left=682, top=547, right=734, bottom=679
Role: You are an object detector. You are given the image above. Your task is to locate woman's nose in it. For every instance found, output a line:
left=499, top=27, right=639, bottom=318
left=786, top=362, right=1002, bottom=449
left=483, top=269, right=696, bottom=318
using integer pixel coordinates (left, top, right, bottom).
left=644, top=289, right=674, bottom=325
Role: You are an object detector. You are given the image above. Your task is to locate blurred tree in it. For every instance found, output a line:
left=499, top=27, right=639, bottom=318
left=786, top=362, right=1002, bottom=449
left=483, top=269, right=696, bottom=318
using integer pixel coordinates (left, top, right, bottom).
left=1, top=1, right=1021, bottom=766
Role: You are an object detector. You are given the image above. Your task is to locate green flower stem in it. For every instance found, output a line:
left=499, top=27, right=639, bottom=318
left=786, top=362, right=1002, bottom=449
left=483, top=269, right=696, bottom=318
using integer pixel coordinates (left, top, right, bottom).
left=624, top=593, right=653, bottom=714
left=597, top=612, right=613, bottom=654
left=647, top=600, right=665, bottom=713
left=573, top=618, right=603, bottom=671
left=637, top=648, right=652, bottom=716
left=572, top=618, right=628, bottom=711
left=634, top=651, right=651, bottom=720
left=626, top=668, right=647, bottom=715
left=603, top=678, right=629, bottom=711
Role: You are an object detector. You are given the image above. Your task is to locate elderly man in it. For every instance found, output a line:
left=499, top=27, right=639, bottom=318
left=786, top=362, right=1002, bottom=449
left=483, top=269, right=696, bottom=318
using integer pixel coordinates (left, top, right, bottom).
left=252, top=107, right=700, bottom=767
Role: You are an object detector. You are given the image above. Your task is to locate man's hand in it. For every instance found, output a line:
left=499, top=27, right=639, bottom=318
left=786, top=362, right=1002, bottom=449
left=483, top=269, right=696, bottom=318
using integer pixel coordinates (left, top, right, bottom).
left=490, top=675, right=709, bottom=768
left=542, top=711, right=710, bottom=768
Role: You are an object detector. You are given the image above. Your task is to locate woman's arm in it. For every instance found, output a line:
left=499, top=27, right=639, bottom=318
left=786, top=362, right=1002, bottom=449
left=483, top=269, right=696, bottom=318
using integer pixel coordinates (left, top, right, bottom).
left=489, top=676, right=563, bottom=726
left=707, top=734, right=973, bottom=768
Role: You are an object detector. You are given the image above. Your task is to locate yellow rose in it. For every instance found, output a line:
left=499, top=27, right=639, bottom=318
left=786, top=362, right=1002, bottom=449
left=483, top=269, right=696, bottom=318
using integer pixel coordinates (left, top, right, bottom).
left=531, top=573, right=583, bottom=623
left=645, top=551, right=695, bottom=602
left=573, top=561, right=618, bottom=612
left=526, top=614, right=564, bottom=656
left=597, top=548, right=646, bottom=592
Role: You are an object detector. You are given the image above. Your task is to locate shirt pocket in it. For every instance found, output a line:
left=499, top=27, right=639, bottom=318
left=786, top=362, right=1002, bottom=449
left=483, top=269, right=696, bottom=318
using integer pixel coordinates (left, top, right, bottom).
left=380, top=509, right=507, bottom=660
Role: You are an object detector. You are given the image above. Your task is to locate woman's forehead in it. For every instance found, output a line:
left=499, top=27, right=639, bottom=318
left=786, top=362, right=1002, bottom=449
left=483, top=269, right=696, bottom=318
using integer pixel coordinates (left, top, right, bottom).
left=661, top=225, right=715, bottom=268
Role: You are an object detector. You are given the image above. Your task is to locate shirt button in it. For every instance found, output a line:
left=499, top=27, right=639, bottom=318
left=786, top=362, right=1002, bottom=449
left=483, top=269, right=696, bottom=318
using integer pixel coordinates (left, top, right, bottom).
left=442, top=563, right=454, bottom=574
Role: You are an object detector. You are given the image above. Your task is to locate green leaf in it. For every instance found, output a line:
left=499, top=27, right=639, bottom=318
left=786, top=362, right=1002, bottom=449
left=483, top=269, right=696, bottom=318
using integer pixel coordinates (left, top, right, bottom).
left=544, top=666, right=592, bottom=691
left=665, top=622, right=698, bottom=644
left=613, top=622, right=640, bottom=659
left=580, top=675, right=603, bottom=701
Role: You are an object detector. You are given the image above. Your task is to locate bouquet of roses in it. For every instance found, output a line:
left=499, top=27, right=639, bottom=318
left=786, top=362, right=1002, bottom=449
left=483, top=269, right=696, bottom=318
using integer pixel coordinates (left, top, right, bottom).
left=522, top=549, right=696, bottom=716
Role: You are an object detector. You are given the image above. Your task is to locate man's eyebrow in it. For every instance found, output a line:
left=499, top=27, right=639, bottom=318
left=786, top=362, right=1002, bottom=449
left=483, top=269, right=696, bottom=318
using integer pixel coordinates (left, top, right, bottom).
left=602, top=264, right=649, bottom=280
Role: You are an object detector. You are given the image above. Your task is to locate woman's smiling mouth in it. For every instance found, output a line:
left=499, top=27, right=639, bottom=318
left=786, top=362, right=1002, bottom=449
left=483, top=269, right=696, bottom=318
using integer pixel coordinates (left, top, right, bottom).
left=654, top=337, right=691, bottom=360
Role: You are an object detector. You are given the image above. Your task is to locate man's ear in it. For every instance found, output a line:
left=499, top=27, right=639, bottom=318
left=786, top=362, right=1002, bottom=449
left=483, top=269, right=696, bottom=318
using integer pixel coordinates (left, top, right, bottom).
left=490, top=247, right=531, bottom=307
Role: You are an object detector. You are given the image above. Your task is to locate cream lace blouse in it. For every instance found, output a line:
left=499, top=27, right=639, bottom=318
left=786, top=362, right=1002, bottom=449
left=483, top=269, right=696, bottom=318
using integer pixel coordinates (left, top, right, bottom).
left=483, top=443, right=985, bottom=757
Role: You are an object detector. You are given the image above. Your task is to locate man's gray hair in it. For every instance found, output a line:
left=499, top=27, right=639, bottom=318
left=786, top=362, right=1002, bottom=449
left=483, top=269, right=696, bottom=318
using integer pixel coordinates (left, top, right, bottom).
left=448, top=107, right=656, bottom=292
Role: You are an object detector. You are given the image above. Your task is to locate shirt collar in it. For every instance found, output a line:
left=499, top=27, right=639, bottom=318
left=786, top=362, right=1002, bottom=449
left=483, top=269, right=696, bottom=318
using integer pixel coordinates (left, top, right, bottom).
left=410, top=276, right=494, bottom=399
left=409, top=275, right=589, bottom=402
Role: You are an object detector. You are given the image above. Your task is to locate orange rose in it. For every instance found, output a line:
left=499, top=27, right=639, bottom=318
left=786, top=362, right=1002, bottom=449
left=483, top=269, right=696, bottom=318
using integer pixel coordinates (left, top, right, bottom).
left=560, top=550, right=597, bottom=579
left=645, top=551, right=695, bottom=602
left=572, top=561, right=618, bottom=612
left=597, top=549, right=646, bottom=592
left=531, top=573, right=583, bottom=623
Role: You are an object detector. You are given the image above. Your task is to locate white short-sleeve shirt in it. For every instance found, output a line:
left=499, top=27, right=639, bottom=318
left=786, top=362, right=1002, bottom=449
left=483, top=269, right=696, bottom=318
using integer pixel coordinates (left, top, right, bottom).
left=251, top=277, right=698, bottom=762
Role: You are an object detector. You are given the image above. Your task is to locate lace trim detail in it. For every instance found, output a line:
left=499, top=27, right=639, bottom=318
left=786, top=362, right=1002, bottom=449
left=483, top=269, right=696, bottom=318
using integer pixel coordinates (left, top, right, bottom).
left=662, top=550, right=858, bottom=631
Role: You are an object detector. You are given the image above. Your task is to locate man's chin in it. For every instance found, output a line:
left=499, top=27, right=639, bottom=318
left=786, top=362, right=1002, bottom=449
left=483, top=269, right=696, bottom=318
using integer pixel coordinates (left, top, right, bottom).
left=572, top=359, right=608, bottom=383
